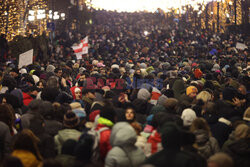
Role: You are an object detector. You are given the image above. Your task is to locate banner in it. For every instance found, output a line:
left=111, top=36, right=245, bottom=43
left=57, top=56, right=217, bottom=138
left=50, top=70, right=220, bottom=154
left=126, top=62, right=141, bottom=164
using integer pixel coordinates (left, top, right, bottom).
left=72, top=36, right=88, bottom=59
left=18, top=49, right=33, bottom=68
left=236, top=42, right=248, bottom=50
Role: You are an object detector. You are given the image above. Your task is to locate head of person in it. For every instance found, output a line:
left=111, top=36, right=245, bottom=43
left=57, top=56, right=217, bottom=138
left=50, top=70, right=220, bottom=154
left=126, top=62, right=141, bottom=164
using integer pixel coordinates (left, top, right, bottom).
left=54, top=68, right=63, bottom=78
left=190, top=117, right=212, bottom=136
left=36, top=79, right=46, bottom=89
left=82, top=89, right=96, bottom=99
left=125, top=105, right=136, bottom=123
left=207, top=153, right=233, bottom=167
left=74, top=87, right=82, bottom=100
left=13, top=129, right=42, bottom=161
left=186, top=86, right=198, bottom=99
left=196, top=91, right=212, bottom=103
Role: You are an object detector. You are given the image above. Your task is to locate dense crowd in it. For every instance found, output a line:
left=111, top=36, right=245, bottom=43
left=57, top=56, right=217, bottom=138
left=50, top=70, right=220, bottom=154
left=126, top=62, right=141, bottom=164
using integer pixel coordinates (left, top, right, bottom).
left=0, top=10, right=249, bottom=167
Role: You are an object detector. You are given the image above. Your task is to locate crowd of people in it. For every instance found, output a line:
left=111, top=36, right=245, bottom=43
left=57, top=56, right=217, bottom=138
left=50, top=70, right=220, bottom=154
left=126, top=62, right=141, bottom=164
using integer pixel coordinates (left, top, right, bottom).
left=0, top=10, right=249, bottom=167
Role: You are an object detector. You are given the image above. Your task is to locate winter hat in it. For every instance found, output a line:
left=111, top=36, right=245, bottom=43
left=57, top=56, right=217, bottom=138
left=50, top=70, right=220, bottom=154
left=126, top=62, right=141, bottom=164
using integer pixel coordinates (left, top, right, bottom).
left=150, top=105, right=166, bottom=114
left=211, top=64, right=220, bottom=72
left=146, top=114, right=154, bottom=125
left=63, top=111, right=80, bottom=128
left=186, top=86, right=198, bottom=96
left=73, top=109, right=86, bottom=119
left=99, top=102, right=116, bottom=123
left=140, top=63, right=147, bottom=69
left=164, top=98, right=178, bottom=114
left=137, top=88, right=151, bottom=101
left=19, top=68, right=27, bottom=74
left=97, top=62, right=105, bottom=67
left=46, top=65, right=55, bottom=73
left=32, top=75, right=40, bottom=85
left=74, top=87, right=81, bottom=93
left=79, top=67, right=86, bottom=74
left=157, top=95, right=168, bottom=106
left=194, top=68, right=203, bottom=79
left=160, top=122, right=183, bottom=149
left=181, top=108, right=197, bottom=127
left=111, top=64, right=119, bottom=69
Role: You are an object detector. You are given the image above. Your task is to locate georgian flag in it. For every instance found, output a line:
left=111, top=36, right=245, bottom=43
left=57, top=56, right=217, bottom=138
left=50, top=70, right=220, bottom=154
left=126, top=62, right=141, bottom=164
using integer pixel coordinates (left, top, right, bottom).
left=72, top=36, right=88, bottom=59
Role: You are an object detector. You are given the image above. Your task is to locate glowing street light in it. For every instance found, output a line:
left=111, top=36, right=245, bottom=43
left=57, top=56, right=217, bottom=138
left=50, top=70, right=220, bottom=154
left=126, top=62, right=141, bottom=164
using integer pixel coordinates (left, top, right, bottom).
left=144, top=31, right=149, bottom=36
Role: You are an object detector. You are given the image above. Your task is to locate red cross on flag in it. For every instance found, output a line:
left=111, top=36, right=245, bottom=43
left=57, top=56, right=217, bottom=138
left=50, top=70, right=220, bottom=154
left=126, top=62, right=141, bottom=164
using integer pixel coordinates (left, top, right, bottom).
left=72, top=36, right=88, bottom=59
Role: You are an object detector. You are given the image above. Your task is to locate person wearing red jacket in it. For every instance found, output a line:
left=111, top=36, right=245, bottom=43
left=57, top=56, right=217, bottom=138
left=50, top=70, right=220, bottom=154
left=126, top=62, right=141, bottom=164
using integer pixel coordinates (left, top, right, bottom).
left=95, top=101, right=116, bottom=162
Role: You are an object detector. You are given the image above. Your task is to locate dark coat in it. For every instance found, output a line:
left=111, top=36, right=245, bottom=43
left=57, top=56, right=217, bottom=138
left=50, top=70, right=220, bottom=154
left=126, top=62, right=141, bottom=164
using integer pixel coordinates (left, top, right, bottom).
left=225, top=138, right=250, bottom=167
left=204, top=113, right=232, bottom=147
left=145, top=149, right=197, bottom=167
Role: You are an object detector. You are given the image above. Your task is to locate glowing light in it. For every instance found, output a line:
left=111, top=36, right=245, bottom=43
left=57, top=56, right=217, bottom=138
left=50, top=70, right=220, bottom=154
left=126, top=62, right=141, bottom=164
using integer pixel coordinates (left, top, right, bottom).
left=86, top=0, right=213, bottom=13
left=61, top=13, right=65, bottom=20
left=144, top=31, right=149, bottom=36
left=28, top=16, right=35, bottom=21
left=37, top=9, right=46, bottom=19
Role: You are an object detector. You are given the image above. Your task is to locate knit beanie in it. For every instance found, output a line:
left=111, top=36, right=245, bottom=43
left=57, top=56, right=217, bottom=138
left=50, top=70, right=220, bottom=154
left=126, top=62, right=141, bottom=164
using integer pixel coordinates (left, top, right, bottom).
left=181, top=108, right=197, bottom=127
left=194, top=68, right=203, bottom=79
left=63, top=111, right=80, bottom=128
left=46, top=65, right=55, bottom=73
left=186, top=86, right=198, bottom=96
left=157, top=95, right=168, bottom=106
left=100, top=102, right=116, bottom=123
left=137, top=88, right=151, bottom=101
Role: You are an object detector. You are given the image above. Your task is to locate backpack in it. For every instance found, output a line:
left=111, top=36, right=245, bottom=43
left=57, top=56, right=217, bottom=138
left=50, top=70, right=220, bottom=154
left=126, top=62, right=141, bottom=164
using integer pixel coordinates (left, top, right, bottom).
left=87, top=127, right=109, bottom=161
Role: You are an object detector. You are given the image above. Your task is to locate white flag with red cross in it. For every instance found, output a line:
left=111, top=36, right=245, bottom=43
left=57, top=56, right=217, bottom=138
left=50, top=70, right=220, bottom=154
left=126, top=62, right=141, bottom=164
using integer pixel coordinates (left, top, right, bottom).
left=72, top=36, right=88, bottom=59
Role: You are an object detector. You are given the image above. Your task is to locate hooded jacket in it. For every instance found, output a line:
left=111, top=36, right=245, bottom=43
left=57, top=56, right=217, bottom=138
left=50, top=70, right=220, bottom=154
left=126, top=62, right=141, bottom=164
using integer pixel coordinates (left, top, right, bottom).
left=225, top=138, right=250, bottom=167
left=95, top=117, right=113, bottom=161
left=105, top=122, right=145, bottom=167
left=193, top=130, right=220, bottom=159
left=54, top=129, right=82, bottom=154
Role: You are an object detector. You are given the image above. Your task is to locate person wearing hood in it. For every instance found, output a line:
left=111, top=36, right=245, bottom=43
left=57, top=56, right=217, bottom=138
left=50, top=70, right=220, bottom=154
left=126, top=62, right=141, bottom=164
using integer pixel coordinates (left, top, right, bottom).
left=190, top=118, right=220, bottom=159
left=144, top=122, right=197, bottom=167
left=222, top=123, right=249, bottom=151
left=172, top=79, right=186, bottom=101
left=105, top=122, right=145, bottom=167
left=54, top=110, right=82, bottom=154
left=12, top=129, right=42, bottom=167
left=82, top=86, right=96, bottom=115
left=95, top=100, right=116, bottom=162
left=223, top=124, right=250, bottom=167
